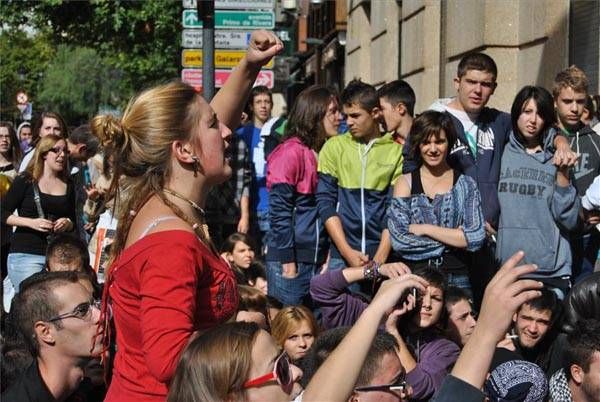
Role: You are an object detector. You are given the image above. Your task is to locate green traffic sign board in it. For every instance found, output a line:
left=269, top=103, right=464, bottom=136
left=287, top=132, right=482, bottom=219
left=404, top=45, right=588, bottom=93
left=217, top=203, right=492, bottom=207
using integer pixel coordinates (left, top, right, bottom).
left=182, top=10, right=275, bottom=29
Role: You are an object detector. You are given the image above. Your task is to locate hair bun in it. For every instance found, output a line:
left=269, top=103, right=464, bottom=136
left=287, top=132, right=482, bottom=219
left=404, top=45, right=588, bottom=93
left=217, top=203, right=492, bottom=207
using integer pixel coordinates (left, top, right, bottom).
left=91, top=114, right=124, bottom=148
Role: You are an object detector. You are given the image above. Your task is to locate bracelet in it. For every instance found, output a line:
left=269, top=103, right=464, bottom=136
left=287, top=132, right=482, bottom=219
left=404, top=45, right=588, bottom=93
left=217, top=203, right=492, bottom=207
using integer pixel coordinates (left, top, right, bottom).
left=363, top=261, right=380, bottom=281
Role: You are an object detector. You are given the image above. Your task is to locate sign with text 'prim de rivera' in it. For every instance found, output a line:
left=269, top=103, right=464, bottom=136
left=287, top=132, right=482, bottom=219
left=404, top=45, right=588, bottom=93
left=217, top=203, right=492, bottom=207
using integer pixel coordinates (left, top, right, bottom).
left=182, top=29, right=251, bottom=49
left=182, top=49, right=274, bottom=69
left=181, top=68, right=274, bottom=89
left=182, top=9, right=274, bottom=29
left=182, top=0, right=274, bottom=9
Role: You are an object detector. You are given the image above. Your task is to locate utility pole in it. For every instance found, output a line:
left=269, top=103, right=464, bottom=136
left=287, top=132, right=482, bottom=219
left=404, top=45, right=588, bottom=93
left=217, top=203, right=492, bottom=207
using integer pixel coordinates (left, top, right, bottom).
left=198, top=0, right=215, bottom=100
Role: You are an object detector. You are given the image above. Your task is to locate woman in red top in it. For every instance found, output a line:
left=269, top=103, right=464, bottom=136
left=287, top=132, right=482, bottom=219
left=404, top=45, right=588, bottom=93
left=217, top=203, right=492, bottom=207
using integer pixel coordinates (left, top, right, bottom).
left=91, top=31, right=282, bottom=401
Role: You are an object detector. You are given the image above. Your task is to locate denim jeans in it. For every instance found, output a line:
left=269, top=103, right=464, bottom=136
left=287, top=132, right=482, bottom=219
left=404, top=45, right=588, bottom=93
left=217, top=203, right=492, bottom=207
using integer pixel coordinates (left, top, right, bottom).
left=7, top=253, right=46, bottom=293
left=327, top=257, right=347, bottom=271
left=266, top=261, right=318, bottom=306
left=447, top=272, right=473, bottom=300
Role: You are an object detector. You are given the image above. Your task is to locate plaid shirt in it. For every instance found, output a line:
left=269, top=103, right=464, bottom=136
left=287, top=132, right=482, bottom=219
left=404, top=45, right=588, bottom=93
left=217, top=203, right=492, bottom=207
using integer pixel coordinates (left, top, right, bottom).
left=206, top=135, right=251, bottom=224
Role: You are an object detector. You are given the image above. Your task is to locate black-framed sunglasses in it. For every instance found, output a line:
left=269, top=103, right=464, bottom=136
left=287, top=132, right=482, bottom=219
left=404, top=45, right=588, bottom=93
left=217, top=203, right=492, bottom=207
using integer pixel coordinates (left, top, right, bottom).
left=47, top=146, right=69, bottom=155
left=47, top=299, right=101, bottom=322
left=354, top=371, right=408, bottom=393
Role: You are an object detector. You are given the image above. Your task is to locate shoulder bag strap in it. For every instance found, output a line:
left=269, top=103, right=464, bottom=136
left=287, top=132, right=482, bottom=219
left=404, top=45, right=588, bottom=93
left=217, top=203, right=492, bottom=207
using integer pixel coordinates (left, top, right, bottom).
left=32, top=183, right=46, bottom=219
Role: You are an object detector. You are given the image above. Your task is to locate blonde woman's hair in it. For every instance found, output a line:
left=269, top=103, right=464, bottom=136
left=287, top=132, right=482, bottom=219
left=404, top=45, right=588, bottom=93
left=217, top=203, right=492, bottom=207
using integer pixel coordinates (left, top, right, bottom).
left=90, top=81, right=207, bottom=263
left=25, top=134, right=69, bottom=182
left=167, top=322, right=260, bottom=402
left=271, top=305, right=319, bottom=348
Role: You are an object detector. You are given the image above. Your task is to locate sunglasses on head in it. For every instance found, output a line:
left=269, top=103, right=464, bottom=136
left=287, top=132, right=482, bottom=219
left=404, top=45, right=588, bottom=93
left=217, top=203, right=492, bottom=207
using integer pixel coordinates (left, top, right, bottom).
left=243, top=351, right=293, bottom=391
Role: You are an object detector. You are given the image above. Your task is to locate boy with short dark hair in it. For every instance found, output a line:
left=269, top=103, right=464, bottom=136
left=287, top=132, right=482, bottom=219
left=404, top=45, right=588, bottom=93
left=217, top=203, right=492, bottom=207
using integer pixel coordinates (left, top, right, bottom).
left=317, top=79, right=403, bottom=271
left=377, top=80, right=416, bottom=146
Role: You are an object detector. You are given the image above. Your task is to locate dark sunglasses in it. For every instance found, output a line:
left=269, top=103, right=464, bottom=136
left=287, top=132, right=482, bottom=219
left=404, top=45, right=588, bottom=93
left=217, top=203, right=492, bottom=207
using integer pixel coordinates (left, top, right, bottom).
left=354, top=371, right=408, bottom=393
left=48, top=146, right=69, bottom=155
left=243, top=351, right=293, bottom=391
left=47, top=299, right=101, bottom=322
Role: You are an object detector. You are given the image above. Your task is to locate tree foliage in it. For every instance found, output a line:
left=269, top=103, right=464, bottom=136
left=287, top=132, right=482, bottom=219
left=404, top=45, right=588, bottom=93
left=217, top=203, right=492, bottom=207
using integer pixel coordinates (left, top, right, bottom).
left=37, top=45, right=122, bottom=124
left=1, top=0, right=182, bottom=122
left=0, top=29, right=53, bottom=117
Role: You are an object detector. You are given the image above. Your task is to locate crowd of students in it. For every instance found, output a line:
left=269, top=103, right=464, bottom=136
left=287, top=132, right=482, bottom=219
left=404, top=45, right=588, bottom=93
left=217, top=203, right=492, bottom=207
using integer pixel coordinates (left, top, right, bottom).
left=1, top=29, right=600, bottom=402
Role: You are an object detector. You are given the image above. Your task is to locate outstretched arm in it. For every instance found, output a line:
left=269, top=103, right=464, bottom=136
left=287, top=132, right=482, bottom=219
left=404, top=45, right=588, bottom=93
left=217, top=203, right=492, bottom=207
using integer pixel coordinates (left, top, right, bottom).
left=210, top=30, right=282, bottom=129
left=303, top=274, right=429, bottom=402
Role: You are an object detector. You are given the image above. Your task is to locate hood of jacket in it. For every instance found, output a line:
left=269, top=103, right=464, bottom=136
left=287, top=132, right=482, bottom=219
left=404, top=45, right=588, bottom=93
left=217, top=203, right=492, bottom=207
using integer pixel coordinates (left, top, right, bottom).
left=507, top=127, right=557, bottom=164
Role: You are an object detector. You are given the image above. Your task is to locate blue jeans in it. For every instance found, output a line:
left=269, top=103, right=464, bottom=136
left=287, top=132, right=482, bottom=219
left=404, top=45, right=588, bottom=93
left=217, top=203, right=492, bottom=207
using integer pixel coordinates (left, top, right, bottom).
left=266, top=261, right=318, bottom=306
left=327, top=257, right=347, bottom=271
left=447, top=272, right=473, bottom=300
left=7, top=253, right=46, bottom=293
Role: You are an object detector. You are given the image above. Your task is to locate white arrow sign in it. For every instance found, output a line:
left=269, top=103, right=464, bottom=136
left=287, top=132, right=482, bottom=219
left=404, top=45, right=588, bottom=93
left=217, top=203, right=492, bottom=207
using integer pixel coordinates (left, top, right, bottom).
left=182, top=29, right=252, bottom=49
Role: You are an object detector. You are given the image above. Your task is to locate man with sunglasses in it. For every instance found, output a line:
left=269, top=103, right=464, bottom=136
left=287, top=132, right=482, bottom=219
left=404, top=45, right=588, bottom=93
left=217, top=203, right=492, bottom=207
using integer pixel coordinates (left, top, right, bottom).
left=2, top=271, right=103, bottom=401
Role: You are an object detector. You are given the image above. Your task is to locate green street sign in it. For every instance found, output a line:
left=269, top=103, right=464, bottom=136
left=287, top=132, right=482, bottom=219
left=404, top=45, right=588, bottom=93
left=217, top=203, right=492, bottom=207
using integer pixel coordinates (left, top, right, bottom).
left=182, top=10, right=275, bottom=29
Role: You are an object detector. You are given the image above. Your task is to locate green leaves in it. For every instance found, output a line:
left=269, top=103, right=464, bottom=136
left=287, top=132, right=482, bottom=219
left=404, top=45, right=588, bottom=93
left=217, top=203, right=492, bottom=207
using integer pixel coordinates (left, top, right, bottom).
left=1, top=0, right=181, bottom=122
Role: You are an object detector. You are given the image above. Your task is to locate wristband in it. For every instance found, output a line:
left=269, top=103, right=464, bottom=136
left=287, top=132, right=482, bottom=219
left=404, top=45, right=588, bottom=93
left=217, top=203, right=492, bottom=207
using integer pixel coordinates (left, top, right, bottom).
left=363, top=261, right=380, bottom=281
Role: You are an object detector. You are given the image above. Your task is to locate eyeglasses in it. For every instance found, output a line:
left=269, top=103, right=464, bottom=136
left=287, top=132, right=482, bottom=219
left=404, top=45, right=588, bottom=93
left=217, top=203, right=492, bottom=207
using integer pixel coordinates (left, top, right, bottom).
left=243, top=351, right=293, bottom=391
left=48, top=146, right=69, bottom=155
left=354, top=372, right=408, bottom=394
left=47, top=299, right=101, bottom=322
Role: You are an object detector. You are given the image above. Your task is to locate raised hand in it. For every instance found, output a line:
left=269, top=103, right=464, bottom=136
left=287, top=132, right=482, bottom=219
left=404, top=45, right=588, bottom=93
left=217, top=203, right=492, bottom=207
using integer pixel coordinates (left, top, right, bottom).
left=245, top=30, right=283, bottom=68
left=378, top=262, right=411, bottom=279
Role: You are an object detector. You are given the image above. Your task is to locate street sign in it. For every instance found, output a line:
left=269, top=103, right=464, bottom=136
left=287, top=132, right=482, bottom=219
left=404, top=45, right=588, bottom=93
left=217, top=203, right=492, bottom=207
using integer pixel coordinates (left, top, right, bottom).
left=181, top=69, right=274, bottom=89
left=181, top=69, right=203, bottom=89
left=182, top=9, right=275, bottom=29
left=182, top=49, right=274, bottom=69
left=183, top=0, right=274, bottom=9
left=182, top=29, right=252, bottom=49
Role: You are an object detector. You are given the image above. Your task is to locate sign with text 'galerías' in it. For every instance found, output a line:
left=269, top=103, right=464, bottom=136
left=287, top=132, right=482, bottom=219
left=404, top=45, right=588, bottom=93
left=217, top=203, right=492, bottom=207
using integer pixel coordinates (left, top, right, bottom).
left=182, top=29, right=251, bottom=49
left=182, top=9, right=274, bottom=29
left=182, top=0, right=274, bottom=9
left=182, top=49, right=274, bottom=69
left=181, top=69, right=274, bottom=89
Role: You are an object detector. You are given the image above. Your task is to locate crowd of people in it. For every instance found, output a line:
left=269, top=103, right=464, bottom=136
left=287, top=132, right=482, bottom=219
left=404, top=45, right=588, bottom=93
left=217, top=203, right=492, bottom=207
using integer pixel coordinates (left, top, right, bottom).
left=1, top=29, right=599, bottom=402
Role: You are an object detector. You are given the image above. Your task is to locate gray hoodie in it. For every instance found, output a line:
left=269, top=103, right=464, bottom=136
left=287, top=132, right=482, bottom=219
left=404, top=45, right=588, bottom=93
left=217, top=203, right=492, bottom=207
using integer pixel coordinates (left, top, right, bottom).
left=496, top=129, right=580, bottom=279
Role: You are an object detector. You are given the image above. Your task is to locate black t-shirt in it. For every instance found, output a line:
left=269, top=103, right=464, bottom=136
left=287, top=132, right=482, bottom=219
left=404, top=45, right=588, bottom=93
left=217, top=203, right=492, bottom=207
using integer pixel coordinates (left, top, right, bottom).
left=1, top=174, right=76, bottom=255
left=2, top=360, right=56, bottom=402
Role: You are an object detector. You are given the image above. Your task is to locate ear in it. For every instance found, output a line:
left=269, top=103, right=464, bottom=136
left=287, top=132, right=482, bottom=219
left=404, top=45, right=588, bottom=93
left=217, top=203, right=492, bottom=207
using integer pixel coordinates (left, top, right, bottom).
left=570, top=364, right=584, bottom=385
left=512, top=312, right=518, bottom=323
left=453, top=76, right=461, bottom=91
left=371, top=106, right=383, bottom=120
left=34, top=321, right=55, bottom=346
left=171, top=140, right=196, bottom=164
left=349, top=392, right=360, bottom=402
left=397, top=102, right=407, bottom=117
left=490, top=82, right=498, bottom=95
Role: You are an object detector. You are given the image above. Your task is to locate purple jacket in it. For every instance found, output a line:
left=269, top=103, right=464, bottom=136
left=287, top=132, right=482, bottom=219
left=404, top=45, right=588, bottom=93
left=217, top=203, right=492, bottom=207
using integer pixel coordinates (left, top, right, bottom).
left=310, top=269, right=460, bottom=401
left=309, top=269, right=368, bottom=329
left=405, top=331, right=460, bottom=401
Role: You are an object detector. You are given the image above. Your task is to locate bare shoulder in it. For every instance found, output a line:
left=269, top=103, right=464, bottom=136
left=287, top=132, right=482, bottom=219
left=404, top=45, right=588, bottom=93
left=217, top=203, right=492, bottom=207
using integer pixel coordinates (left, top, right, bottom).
left=125, top=197, right=193, bottom=247
left=393, top=174, right=412, bottom=197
